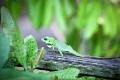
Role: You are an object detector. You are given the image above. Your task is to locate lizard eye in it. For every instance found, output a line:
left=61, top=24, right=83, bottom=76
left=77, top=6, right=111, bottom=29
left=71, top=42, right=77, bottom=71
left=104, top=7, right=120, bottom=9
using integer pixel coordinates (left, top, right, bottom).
left=44, top=38, right=47, bottom=41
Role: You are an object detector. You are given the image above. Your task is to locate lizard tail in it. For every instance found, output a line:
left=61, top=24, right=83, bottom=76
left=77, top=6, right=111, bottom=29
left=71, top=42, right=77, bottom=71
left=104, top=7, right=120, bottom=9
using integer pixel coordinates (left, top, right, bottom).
left=68, top=46, right=85, bottom=57
left=70, top=50, right=85, bottom=57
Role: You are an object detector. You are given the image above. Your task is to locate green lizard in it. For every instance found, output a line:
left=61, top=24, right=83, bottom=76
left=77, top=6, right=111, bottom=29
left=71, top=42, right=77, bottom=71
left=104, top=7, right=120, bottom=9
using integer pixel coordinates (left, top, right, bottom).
left=41, top=36, right=85, bottom=57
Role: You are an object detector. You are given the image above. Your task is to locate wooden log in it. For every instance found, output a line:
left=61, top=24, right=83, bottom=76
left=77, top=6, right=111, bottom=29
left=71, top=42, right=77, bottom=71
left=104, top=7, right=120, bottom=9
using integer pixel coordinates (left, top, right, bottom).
left=38, top=50, right=120, bottom=79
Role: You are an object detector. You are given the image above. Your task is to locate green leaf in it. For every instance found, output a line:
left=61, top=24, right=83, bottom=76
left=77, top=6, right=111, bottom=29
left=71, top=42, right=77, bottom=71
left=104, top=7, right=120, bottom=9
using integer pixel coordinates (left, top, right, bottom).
left=24, top=35, right=38, bottom=69
left=0, top=31, right=10, bottom=68
left=33, top=47, right=44, bottom=69
left=0, top=69, right=50, bottom=80
left=1, top=7, right=26, bottom=69
left=40, top=68, right=80, bottom=79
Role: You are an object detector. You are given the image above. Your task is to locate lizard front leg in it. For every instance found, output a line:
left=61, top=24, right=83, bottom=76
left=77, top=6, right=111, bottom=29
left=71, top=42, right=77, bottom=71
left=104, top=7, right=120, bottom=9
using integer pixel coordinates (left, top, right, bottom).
left=58, top=49, right=63, bottom=57
left=52, top=45, right=55, bottom=50
left=51, top=45, right=55, bottom=54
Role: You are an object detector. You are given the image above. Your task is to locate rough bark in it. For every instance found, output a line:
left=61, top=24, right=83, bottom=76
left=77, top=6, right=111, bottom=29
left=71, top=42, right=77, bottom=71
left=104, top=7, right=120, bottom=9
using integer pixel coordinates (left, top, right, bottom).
left=38, top=50, right=120, bottom=79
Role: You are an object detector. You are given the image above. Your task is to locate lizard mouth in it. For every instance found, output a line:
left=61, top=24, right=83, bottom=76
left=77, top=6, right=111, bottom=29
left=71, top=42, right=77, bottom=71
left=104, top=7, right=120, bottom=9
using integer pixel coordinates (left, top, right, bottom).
left=47, top=43, right=53, bottom=48
left=47, top=43, right=52, bottom=46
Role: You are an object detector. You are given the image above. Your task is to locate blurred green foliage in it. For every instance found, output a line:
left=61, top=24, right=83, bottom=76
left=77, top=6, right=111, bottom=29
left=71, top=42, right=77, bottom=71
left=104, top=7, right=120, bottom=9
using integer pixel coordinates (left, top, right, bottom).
left=3, top=0, right=120, bottom=57
left=4, top=0, right=22, bottom=21
left=27, top=0, right=54, bottom=29
left=1, top=1, right=118, bottom=79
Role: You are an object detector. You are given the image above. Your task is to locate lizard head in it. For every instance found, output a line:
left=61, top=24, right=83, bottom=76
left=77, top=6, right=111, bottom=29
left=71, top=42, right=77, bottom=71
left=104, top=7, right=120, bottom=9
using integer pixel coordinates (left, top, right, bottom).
left=41, top=36, right=55, bottom=48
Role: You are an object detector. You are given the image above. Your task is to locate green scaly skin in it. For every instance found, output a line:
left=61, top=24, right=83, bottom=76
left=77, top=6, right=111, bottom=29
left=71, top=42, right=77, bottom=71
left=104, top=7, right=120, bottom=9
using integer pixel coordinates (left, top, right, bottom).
left=41, top=37, right=85, bottom=57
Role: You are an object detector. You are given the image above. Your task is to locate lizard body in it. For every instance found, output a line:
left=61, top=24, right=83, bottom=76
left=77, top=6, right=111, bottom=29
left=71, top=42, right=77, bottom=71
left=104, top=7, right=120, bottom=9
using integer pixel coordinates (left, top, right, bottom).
left=41, top=37, right=84, bottom=57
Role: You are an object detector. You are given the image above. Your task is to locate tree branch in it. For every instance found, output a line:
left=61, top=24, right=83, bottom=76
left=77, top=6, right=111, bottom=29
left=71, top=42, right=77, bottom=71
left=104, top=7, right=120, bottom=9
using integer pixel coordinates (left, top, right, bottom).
left=38, top=50, right=120, bottom=79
